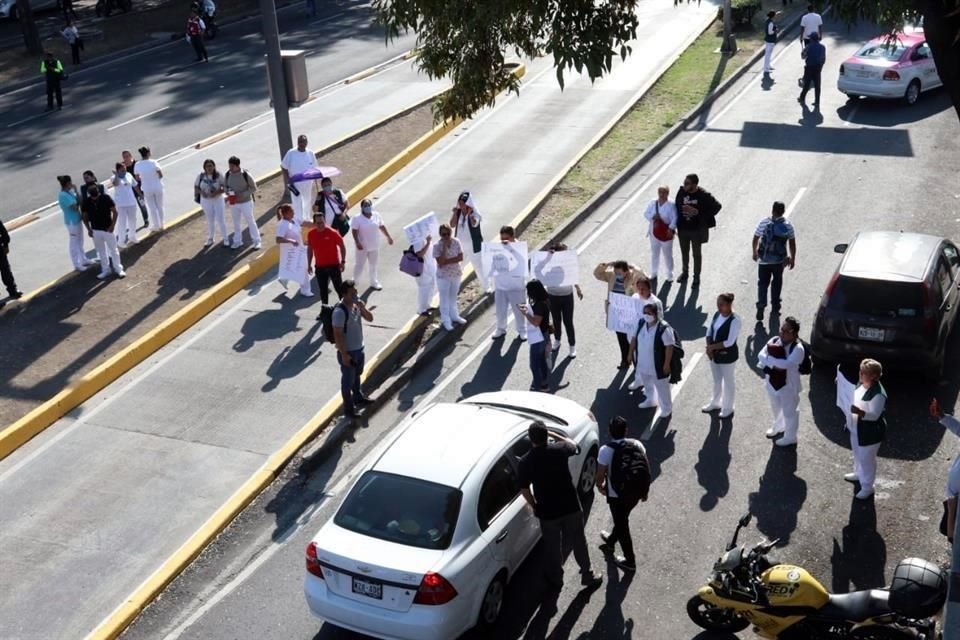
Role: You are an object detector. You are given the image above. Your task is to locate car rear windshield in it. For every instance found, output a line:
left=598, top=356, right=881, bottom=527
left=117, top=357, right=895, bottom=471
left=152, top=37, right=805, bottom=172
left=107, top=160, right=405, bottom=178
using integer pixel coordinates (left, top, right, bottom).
left=855, top=42, right=906, bottom=60
left=335, top=471, right=462, bottom=550
left=827, top=276, right=923, bottom=318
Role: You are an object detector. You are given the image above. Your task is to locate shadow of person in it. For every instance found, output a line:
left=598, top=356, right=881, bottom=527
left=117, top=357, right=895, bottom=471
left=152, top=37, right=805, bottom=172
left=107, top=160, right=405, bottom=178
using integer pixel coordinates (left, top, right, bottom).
left=831, top=496, right=887, bottom=593
left=744, top=322, right=770, bottom=379
left=459, top=336, right=522, bottom=398
left=590, top=373, right=640, bottom=441
left=800, top=102, right=825, bottom=126
left=761, top=72, right=776, bottom=91
left=665, top=284, right=708, bottom=341
left=261, top=320, right=324, bottom=391
left=748, top=447, right=807, bottom=545
left=549, top=353, right=575, bottom=388
left=576, top=567, right=635, bottom=640
left=696, top=414, right=732, bottom=511
left=232, top=293, right=303, bottom=353
left=644, top=422, right=677, bottom=485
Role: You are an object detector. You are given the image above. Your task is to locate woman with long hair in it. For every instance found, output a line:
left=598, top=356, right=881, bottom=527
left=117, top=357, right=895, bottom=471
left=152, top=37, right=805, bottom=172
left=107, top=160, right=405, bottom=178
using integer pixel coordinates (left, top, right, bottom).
left=194, top=158, right=228, bottom=247
left=275, top=203, right=313, bottom=297
left=519, top=279, right=552, bottom=392
left=57, top=174, right=92, bottom=272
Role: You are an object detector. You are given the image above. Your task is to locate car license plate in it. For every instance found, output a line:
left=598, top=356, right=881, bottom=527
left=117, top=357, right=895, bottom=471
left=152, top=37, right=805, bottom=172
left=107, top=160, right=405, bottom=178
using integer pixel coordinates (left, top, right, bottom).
left=858, top=326, right=885, bottom=342
left=855, top=70, right=873, bottom=78
left=352, top=576, right=383, bottom=600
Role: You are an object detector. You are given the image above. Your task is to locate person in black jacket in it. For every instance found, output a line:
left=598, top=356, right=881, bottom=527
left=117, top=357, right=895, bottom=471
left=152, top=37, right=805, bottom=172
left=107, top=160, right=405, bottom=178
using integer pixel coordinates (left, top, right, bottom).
left=0, top=218, right=23, bottom=300
left=674, top=174, right=722, bottom=288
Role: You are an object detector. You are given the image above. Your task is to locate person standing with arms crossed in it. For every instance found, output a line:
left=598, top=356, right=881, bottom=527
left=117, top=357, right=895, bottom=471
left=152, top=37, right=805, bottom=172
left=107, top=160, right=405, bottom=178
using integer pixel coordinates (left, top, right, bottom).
left=846, top=359, right=887, bottom=500
left=644, top=186, right=677, bottom=282
left=224, top=156, right=262, bottom=250
left=281, top=134, right=318, bottom=224
left=0, top=218, right=22, bottom=300
left=752, top=201, right=796, bottom=321
left=450, top=191, right=487, bottom=291
left=702, top=293, right=740, bottom=418
left=757, top=316, right=805, bottom=447
left=333, top=280, right=374, bottom=419
left=675, top=174, right=722, bottom=288
left=194, top=159, right=228, bottom=247
left=307, top=212, right=347, bottom=307
left=596, top=416, right=649, bottom=573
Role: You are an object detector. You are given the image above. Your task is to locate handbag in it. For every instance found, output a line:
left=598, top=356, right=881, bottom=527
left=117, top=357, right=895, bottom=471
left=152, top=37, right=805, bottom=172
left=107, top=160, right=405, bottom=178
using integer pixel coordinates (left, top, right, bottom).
left=399, top=246, right=424, bottom=277
left=652, top=201, right=674, bottom=242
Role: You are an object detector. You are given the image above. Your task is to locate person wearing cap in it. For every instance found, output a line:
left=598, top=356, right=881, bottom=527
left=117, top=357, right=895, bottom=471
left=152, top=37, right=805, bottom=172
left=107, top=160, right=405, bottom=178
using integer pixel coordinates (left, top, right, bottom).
left=81, top=184, right=125, bottom=280
left=763, top=11, right=779, bottom=74
left=350, top=198, right=393, bottom=291
left=450, top=191, right=487, bottom=291
left=0, top=217, right=23, bottom=301
left=281, top=134, right=318, bottom=224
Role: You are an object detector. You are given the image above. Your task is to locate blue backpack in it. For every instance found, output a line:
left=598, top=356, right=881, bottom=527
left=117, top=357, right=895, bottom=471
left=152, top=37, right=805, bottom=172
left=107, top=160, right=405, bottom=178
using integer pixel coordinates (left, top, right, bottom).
left=759, top=218, right=791, bottom=263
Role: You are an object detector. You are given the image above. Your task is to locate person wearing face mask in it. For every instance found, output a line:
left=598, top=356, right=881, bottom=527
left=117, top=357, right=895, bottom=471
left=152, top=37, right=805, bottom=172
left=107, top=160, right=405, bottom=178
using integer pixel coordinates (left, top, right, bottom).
left=81, top=184, right=125, bottom=280
left=121, top=149, right=149, bottom=227
left=631, top=276, right=663, bottom=318
left=627, top=303, right=675, bottom=417
left=594, top=260, right=644, bottom=369
left=275, top=203, right=313, bottom=298
left=490, top=225, right=527, bottom=340
left=644, top=185, right=677, bottom=282
left=845, top=359, right=886, bottom=500
left=224, top=155, right=261, bottom=250
left=110, top=162, right=139, bottom=247
left=350, top=199, right=393, bottom=291
left=757, top=316, right=805, bottom=446
left=702, top=293, right=740, bottom=418
left=79, top=169, right=100, bottom=213
left=314, top=177, right=351, bottom=235
left=449, top=191, right=487, bottom=291
left=307, top=212, right=347, bottom=307
left=194, top=158, right=228, bottom=247
left=58, top=174, right=95, bottom=272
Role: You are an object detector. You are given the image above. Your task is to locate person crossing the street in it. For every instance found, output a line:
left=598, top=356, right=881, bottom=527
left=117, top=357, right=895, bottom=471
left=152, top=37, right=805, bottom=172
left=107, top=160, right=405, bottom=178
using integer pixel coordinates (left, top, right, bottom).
left=752, top=201, right=796, bottom=321
left=596, top=416, right=649, bottom=573
left=702, top=293, right=741, bottom=418
left=763, top=11, right=779, bottom=74
left=846, top=359, right=887, bottom=500
left=41, top=52, right=65, bottom=111
left=758, top=316, right=805, bottom=446
left=799, top=32, right=826, bottom=108
left=186, top=9, right=209, bottom=62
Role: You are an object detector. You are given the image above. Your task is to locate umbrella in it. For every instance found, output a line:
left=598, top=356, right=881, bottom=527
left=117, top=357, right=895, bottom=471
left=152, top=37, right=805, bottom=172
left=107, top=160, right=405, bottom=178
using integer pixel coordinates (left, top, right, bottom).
left=290, top=166, right=341, bottom=184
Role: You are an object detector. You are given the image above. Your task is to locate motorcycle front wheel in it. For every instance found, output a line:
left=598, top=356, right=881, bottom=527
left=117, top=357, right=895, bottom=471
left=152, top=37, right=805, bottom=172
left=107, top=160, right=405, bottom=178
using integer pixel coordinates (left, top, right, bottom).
left=686, top=595, right=750, bottom=633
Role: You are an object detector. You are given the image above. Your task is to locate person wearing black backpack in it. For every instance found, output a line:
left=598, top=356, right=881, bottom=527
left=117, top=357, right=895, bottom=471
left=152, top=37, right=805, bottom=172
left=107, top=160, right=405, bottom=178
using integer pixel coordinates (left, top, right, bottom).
left=595, top=416, right=650, bottom=573
left=332, top=280, right=373, bottom=419
left=757, top=316, right=806, bottom=447
left=752, top=201, right=796, bottom=322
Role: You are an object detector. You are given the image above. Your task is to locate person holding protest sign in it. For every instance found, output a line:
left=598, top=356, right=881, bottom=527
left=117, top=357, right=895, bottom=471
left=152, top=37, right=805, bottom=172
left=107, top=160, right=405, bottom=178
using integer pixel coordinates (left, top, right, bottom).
left=450, top=191, right=487, bottom=291
left=275, top=204, right=313, bottom=298
left=533, top=243, right=582, bottom=358
left=594, top=260, right=644, bottom=369
left=413, top=234, right=437, bottom=316
left=488, top=226, right=527, bottom=340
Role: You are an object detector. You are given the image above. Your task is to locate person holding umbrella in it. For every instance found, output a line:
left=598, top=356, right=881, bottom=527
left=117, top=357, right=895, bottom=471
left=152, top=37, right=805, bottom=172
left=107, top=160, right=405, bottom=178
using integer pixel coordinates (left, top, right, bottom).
left=281, top=134, right=319, bottom=223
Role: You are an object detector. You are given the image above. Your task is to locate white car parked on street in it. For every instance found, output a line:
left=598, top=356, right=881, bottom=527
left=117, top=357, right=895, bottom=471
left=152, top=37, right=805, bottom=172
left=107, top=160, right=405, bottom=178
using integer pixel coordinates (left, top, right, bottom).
left=303, top=391, right=600, bottom=640
left=837, top=30, right=942, bottom=105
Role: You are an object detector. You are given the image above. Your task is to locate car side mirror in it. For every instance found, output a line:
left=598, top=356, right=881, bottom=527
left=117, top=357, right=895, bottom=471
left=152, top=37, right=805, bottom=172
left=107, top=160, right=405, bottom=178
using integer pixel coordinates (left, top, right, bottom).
left=834, top=243, right=848, bottom=254
left=738, top=512, right=752, bottom=527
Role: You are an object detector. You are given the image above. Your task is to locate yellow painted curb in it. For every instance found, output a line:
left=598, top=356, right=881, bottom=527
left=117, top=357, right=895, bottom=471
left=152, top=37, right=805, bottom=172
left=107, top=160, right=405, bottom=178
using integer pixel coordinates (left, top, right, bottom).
left=6, top=212, right=38, bottom=232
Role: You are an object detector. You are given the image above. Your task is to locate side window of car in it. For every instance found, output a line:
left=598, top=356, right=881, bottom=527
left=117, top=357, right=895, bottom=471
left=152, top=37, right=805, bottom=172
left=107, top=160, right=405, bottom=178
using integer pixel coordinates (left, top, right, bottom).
left=944, top=245, right=959, bottom=278
left=914, top=43, right=931, bottom=60
left=510, top=436, right=531, bottom=462
left=935, top=260, right=952, bottom=304
left=477, top=456, right=520, bottom=531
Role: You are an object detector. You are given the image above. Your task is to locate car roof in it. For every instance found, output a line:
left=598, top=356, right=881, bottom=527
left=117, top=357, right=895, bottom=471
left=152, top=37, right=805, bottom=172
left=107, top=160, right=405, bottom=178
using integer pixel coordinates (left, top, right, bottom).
left=841, top=231, right=942, bottom=282
left=371, top=403, right=527, bottom=488
left=864, top=32, right=924, bottom=49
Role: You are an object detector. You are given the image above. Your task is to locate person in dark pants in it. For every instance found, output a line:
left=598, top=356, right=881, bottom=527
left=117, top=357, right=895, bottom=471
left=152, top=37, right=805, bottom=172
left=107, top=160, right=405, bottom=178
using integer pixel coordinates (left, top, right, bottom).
left=0, top=218, right=23, bottom=300
left=799, top=32, right=826, bottom=107
left=593, top=260, right=643, bottom=369
left=674, top=174, right=722, bottom=288
left=63, top=22, right=82, bottom=65
left=41, top=52, right=64, bottom=111
left=307, top=212, right=347, bottom=306
left=333, top=280, right=373, bottom=419
left=519, top=420, right=604, bottom=593
left=186, top=10, right=208, bottom=62
left=535, top=243, right=583, bottom=358
left=752, top=201, right=796, bottom=321
left=595, top=416, right=645, bottom=572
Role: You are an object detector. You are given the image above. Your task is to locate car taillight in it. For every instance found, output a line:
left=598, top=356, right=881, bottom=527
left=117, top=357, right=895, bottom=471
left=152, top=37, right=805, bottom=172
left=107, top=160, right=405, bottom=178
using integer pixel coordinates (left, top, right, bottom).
left=839, top=64, right=845, bottom=75
left=882, top=69, right=900, bottom=81
left=305, top=542, right=324, bottom=579
left=413, top=572, right=458, bottom=605
left=921, top=282, right=937, bottom=334
left=819, top=272, right=840, bottom=309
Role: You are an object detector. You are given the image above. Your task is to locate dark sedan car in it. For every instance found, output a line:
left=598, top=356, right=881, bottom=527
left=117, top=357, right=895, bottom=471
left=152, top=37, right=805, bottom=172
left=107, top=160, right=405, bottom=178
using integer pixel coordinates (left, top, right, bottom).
left=810, top=231, right=960, bottom=377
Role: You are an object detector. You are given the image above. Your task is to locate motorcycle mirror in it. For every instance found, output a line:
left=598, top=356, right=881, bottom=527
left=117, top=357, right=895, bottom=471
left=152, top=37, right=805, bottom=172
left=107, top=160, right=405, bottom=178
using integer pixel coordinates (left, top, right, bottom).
left=738, top=513, right=751, bottom=527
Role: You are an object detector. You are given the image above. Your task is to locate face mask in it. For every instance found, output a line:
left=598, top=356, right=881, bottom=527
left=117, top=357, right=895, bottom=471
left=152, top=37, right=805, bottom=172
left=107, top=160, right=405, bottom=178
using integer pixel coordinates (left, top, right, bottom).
left=322, top=185, right=333, bottom=193
left=643, top=313, right=655, bottom=324
left=361, top=205, right=372, bottom=215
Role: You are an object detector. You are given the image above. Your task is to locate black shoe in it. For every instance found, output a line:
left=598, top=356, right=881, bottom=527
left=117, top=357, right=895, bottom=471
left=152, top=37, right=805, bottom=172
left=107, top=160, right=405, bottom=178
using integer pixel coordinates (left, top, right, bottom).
left=599, top=531, right=615, bottom=554
left=612, top=556, right=636, bottom=572
left=756, top=307, right=764, bottom=321
left=580, top=571, right=603, bottom=589
left=676, top=272, right=689, bottom=283
left=771, top=305, right=781, bottom=315
left=9, top=290, right=23, bottom=300
left=355, top=395, right=374, bottom=405
left=691, top=276, right=700, bottom=288
left=617, top=360, right=629, bottom=370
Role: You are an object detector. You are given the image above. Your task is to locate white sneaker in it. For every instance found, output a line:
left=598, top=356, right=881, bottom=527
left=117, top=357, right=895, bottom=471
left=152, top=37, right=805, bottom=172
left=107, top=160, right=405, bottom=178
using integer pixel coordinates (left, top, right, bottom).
left=569, top=345, right=577, bottom=358
left=442, top=322, right=454, bottom=331
left=775, top=437, right=797, bottom=447
left=628, top=379, right=643, bottom=391
left=517, top=333, right=527, bottom=342
left=552, top=338, right=561, bottom=351
left=844, top=473, right=859, bottom=483
left=231, top=242, right=243, bottom=250
left=300, top=290, right=314, bottom=298
left=855, top=488, right=875, bottom=500
left=204, top=238, right=214, bottom=247
left=718, top=410, right=734, bottom=419
left=638, top=399, right=657, bottom=409
left=764, top=427, right=783, bottom=439
left=491, top=329, right=506, bottom=339
left=97, top=271, right=110, bottom=280
left=116, top=270, right=126, bottom=279
left=253, top=243, right=262, bottom=250
left=701, top=403, right=720, bottom=413
left=453, top=317, right=467, bottom=325
left=223, top=240, right=231, bottom=247
left=372, top=283, right=383, bottom=291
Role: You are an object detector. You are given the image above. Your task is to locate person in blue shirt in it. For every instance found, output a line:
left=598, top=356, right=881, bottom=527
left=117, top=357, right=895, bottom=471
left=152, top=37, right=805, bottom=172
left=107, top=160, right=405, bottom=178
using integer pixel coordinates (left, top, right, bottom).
left=57, top=174, right=94, bottom=272
left=799, top=32, right=826, bottom=107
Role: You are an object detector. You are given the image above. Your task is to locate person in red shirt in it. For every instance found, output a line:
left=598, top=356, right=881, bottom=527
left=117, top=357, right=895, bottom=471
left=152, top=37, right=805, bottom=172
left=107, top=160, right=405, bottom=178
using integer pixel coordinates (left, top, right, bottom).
left=307, top=211, right=347, bottom=307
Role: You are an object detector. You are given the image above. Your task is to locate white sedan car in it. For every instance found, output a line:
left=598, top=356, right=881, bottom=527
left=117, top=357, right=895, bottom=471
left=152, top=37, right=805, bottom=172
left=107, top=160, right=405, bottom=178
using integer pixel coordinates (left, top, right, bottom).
left=303, top=391, right=600, bottom=640
left=837, top=30, right=942, bottom=105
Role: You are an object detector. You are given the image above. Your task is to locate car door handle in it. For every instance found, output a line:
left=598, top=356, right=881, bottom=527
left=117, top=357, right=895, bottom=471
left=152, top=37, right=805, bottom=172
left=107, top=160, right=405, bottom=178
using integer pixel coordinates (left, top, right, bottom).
left=495, top=531, right=509, bottom=544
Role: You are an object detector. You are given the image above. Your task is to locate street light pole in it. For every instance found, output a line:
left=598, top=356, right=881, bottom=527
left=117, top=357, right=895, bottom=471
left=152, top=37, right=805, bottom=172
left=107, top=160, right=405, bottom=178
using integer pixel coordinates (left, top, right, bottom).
left=260, top=0, right=293, bottom=160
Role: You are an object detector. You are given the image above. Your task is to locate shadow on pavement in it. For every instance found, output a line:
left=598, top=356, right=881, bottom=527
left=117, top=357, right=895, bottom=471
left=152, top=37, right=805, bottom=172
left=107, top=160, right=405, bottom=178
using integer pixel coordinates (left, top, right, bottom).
left=835, top=89, right=952, bottom=128
left=831, top=496, right=887, bottom=593
left=695, top=414, right=732, bottom=511
left=738, top=121, right=914, bottom=157
left=664, top=281, right=708, bottom=341
left=747, top=446, right=807, bottom=545
left=459, top=336, right=522, bottom=398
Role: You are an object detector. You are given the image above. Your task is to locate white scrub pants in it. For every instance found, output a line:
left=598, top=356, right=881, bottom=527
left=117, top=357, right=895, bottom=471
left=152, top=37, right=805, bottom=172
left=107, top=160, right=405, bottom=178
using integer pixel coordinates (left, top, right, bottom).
left=230, top=200, right=261, bottom=247
left=66, top=222, right=89, bottom=270
left=464, top=245, right=487, bottom=290
left=144, top=189, right=164, bottom=230
left=849, top=426, right=880, bottom=494
left=636, top=371, right=673, bottom=416
left=201, top=196, right=228, bottom=244
left=416, top=272, right=437, bottom=314
left=495, top=288, right=526, bottom=334
left=116, top=205, right=139, bottom=246
left=765, top=382, right=800, bottom=442
left=437, top=275, right=462, bottom=327
left=92, top=229, right=123, bottom=275
left=354, top=248, right=381, bottom=287
left=708, top=361, right=736, bottom=415
left=764, top=42, right=775, bottom=73
left=291, top=185, right=314, bottom=224
left=650, top=237, right=675, bottom=280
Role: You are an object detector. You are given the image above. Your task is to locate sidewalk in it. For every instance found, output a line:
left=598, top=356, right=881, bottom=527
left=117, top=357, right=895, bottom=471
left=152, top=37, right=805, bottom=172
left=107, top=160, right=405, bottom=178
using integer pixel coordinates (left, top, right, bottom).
left=0, top=3, right=717, bottom=639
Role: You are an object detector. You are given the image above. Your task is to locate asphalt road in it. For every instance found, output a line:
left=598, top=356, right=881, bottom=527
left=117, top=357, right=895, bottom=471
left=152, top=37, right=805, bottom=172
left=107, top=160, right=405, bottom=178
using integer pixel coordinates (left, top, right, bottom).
left=118, top=17, right=960, bottom=640
left=0, top=0, right=416, bottom=221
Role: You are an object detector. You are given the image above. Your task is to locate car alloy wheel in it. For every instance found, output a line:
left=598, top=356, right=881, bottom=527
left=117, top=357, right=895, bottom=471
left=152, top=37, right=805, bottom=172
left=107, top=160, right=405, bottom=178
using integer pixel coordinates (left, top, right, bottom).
left=578, top=446, right=598, bottom=497
left=905, top=80, right=921, bottom=105
left=478, top=576, right=505, bottom=628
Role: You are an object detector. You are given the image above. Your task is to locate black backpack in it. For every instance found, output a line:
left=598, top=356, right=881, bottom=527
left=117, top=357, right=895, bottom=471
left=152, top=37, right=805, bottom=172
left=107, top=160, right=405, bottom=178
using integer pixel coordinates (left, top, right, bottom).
left=320, top=302, right=347, bottom=343
left=789, top=339, right=813, bottom=375
left=609, top=440, right=651, bottom=504
left=654, top=322, right=685, bottom=383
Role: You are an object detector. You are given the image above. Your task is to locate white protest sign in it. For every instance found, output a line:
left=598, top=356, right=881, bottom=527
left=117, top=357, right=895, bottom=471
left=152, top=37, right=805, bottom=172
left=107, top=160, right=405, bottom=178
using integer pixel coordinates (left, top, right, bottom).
left=606, top=292, right=642, bottom=334
left=835, top=365, right=856, bottom=433
left=278, top=245, right=307, bottom=285
left=403, top=211, right=439, bottom=247
left=482, top=241, right=528, bottom=291
left=530, top=250, right=579, bottom=288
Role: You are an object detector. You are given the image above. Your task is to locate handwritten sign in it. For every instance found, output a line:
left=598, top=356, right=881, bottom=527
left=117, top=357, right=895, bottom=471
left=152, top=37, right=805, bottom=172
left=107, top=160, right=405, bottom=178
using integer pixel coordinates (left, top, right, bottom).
left=482, top=241, right=528, bottom=291
left=278, top=245, right=307, bottom=286
left=606, top=292, right=641, bottom=334
left=530, top=250, right=579, bottom=288
left=403, top=211, right=439, bottom=247
left=835, top=365, right=856, bottom=432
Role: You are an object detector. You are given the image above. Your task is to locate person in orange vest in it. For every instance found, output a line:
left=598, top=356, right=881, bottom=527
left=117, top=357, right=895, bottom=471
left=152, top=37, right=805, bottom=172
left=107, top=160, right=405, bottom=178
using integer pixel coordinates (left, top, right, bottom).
left=41, top=52, right=64, bottom=111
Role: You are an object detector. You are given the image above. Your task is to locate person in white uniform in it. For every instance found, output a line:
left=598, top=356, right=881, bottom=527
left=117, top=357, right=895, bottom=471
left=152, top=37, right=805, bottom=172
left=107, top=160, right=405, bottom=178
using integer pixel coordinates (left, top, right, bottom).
left=763, top=10, right=779, bottom=74
left=450, top=191, right=487, bottom=291
left=628, top=303, right=675, bottom=417
left=281, top=134, right=319, bottom=224
left=110, top=162, right=140, bottom=247
left=314, top=177, right=350, bottom=231
left=702, top=293, right=741, bottom=418
left=194, top=158, right=228, bottom=247
left=757, top=316, right=805, bottom=446
left=275, top=203, right=313, bottom=297
left=350, top=199, right=393, bottom=290
left=489, top=225, right=526, bottom=340
left=412, top=234, right=437, bottom=316
left=57, top=175, right=94, bottom=272
left=224, top=155, right=262, bottom=250
left=845, top=358, right=887, bottom=500
left=932, top=398, right=960, bottom=542
left=433, top=223, right=466, bottom=330
left=134, top=146, right=165, bottom=231
left=643, top=186, right=677, bottom=282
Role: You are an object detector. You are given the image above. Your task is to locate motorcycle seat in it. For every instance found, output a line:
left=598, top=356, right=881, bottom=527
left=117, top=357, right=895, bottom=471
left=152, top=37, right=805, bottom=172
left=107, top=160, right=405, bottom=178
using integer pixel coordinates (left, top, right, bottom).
left=819, top=589, right=892, bottom=622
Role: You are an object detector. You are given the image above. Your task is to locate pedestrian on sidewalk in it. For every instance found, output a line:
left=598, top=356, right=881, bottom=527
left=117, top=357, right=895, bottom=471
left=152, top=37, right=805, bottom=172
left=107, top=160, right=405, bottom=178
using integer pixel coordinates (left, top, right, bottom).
left=490, top=225, right=527, bottom=341
left=798, top=32, right=826, bottom=108
left=82, top=184, right=125, bottom=280
left=0, top=218, right=23, bottom=300
left=763, top=11, right=779, bottom=74
left=846, top=359, right=887, bottom=500
left=413, top=234, right=437, bottom=315
left=434, top=223, right=466, bottom=330
left=307, top=212, right=346, bottom=306
left=628, top=303, right=675, bottom=417
left=594, top=260, right=644, bottom=369
left=186, top=9, right=208, bottom=62
left=450, top=191, right=487, bottom=291
left=758, top=316, right=805, bottom=447
left=799, top=4, right=823, bottom=53
left=535, top=243, right=582, bottom=358
left=314, top=177, right=350, bottom=234
left=135, top=147, right=165, bottom=231
left=518, top=420, right=604, bottom=593
left=194, top=159, right=228, bottom=247
left=281, top=134, right=318, bottom=223
left=333, top=280, right=374, bottom=419
left=58, top=175, right=93, bottom=272
left=275, top=203, right=313, bottom=298
left=224, top=156, right=262, bottom=250
left=110, top=162, right=140, bottom=247
left=752, top=201, right=796, bottom=321
left=62, top=21, right=83, bottom=65
left=703, top=293, right=740, bottom=418
left=41, top=52, right=64, bottom=111
left=121, top=150, right=149, bottom=227
left=596, top=416, right=649, bottom=573
left=79, top=170, right=101, bottom=213
left=519, top=279, right=552, bottom=392
left=644, top=186, right=677, bottom=282
left=351, top=199, right=393, bottom=291
left=675, top=174, right=721, bottom=288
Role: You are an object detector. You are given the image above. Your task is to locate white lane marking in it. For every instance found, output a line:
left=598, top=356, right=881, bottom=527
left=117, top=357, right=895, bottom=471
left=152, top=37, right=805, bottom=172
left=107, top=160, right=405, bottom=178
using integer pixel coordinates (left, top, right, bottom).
left=640, top=352, right=704, bottom=441
left=6, top=111, right=53, bottom=128
left=106, top=106, right=170, bottom=132
left=784, top=187, right=806, bottom=218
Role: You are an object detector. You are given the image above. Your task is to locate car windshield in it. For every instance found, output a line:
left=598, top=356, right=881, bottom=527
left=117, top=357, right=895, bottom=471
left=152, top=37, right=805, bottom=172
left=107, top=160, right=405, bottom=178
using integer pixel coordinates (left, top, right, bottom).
left=855, top=42, right=906, bottom=60
left=827, top=276, right=923, bottom=318
left=335, top=471, right=462, bottom=550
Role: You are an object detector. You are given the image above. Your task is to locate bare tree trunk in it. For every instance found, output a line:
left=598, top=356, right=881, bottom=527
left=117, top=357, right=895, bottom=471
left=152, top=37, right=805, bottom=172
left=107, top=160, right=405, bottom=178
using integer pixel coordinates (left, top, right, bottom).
left=721, top=0, right=736, bottom=53
left=922, top=0, right=960, bottom=122
left=17, top=0, right=43, bottom=55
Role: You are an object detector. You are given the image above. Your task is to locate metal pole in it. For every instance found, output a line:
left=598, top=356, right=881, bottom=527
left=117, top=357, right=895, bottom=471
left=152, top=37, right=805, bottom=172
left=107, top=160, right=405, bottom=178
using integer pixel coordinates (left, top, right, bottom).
left=946, top=517, right=960, bottom=639
left=260, top=0, right=293, bottom=160
left=720, top=0, right=736, bottom=54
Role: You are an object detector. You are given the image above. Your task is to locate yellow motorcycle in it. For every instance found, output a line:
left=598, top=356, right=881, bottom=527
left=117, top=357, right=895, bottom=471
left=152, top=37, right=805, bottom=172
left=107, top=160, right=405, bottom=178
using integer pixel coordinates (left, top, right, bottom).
left=687, top=513, right=946, bottom=639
